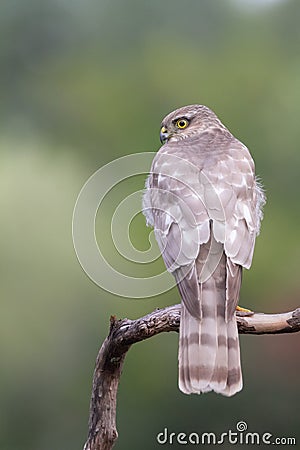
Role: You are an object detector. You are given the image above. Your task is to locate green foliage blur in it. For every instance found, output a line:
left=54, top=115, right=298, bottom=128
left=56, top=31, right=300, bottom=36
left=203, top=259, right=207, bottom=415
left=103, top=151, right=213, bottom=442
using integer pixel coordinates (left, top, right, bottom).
left=1, top=0, right=299, bottom=449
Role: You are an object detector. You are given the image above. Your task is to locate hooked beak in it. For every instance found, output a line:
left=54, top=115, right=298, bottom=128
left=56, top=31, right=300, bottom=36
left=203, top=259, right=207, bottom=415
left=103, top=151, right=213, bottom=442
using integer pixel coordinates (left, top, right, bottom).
left=160, top=126, right=170, bottom=144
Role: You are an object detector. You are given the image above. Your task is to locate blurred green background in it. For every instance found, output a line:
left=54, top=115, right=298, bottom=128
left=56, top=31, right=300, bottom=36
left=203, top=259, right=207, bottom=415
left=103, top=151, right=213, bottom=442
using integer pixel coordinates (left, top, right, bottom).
left=1, top=0, right=299, bottom=449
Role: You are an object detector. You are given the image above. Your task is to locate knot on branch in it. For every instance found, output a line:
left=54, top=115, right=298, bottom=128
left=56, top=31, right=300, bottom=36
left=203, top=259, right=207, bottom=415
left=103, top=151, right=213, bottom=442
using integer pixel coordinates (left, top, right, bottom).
left=287, top=308, right=300, bottom=329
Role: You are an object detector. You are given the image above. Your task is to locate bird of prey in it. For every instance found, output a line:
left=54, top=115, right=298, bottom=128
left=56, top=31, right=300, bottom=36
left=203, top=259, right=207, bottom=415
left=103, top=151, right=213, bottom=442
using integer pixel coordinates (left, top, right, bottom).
left=143, top=105, right=265, bottom=396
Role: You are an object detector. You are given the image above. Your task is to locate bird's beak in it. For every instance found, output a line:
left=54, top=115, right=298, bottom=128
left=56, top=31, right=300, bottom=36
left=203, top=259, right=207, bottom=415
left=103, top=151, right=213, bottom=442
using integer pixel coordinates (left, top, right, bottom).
left=160, top=126, right=169, bottom=144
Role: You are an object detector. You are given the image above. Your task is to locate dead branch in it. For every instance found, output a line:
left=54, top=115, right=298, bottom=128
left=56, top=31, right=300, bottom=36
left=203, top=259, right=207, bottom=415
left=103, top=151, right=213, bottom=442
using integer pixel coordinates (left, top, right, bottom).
left=83, top=305, right=300, bottom=450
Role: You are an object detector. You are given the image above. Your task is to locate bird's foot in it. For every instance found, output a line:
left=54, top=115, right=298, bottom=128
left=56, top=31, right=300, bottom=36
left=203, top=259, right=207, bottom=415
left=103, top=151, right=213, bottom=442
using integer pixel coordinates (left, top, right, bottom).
left=236, top=305, right=254, bottom=316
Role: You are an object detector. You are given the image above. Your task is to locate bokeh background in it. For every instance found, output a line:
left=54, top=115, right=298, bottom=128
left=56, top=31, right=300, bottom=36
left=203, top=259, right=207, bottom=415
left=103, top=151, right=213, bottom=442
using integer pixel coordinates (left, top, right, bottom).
left=1, top=0, right=299, bottom=449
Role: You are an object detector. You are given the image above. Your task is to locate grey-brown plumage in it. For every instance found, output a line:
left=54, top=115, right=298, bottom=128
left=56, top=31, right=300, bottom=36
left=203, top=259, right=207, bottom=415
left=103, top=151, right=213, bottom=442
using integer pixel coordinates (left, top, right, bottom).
left=143, top=105, right=265, bottom=396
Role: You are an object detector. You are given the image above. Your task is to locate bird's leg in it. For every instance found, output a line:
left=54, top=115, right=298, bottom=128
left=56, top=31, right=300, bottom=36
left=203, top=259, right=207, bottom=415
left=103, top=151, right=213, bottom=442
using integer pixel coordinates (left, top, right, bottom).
left=236, top=305, right=254, bottom=316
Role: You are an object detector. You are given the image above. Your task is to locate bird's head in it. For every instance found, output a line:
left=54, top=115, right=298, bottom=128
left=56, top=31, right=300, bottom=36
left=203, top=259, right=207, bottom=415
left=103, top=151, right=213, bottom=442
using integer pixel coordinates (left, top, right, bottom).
left=160, top=104, right=221, bottom=144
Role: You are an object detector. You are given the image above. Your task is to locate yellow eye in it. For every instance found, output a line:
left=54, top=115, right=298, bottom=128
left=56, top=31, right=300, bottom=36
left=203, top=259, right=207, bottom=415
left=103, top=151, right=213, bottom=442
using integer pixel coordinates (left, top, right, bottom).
left=175, top=118, right=189, bottom=129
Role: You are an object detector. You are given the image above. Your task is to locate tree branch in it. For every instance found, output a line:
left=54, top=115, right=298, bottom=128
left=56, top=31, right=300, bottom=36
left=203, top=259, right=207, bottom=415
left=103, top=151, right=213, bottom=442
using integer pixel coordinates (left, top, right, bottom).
left=83, top=305, right=300, bottom=450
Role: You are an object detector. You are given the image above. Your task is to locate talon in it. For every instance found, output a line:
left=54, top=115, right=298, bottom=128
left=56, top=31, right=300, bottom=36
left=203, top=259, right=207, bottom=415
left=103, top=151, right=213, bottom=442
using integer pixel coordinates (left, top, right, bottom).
left=236, top=305, right=254, bottom=316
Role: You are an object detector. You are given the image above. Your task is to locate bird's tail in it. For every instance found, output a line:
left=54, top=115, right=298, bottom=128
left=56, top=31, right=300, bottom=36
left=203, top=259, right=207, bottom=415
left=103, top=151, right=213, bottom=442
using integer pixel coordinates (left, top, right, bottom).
left=178, top=258, right=243, bottom=397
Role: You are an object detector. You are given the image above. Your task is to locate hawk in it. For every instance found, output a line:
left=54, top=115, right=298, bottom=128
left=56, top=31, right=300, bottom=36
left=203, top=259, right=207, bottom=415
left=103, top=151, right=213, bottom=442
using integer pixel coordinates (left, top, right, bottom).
left=143, top=104, right=265, bottom=396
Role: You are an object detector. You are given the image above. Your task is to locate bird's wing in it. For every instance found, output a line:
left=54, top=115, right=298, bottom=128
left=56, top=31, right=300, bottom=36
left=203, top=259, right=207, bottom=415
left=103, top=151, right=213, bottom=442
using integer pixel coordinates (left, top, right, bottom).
left=143, top=150, right=210, bottom=318
left=201, top=140, right=263, bottom=319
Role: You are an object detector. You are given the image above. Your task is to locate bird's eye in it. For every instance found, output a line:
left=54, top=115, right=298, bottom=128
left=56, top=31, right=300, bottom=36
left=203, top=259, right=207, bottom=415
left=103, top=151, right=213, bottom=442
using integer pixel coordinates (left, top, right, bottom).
left=175, top=118, right=189, bottom=129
